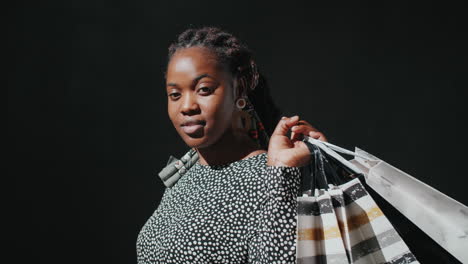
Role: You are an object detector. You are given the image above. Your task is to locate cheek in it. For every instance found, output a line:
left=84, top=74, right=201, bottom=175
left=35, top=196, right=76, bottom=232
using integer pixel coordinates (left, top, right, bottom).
left=167, top=104, right=179, bottom=126
left=202, top=97, right=235, bottom=130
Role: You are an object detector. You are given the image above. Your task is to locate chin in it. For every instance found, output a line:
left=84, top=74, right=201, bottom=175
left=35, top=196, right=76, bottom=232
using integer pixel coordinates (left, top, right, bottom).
left=185, top=140, right=213, bottom=150
left=177, top=125, right=227, bottom=150
left=181, top=134, right=210, bottom=149
left=182, top=131, right=226, bottom=150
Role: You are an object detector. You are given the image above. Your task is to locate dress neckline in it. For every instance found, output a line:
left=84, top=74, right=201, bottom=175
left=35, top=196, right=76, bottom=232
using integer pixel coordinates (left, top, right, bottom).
left=195, top=152, right=267, bottom=170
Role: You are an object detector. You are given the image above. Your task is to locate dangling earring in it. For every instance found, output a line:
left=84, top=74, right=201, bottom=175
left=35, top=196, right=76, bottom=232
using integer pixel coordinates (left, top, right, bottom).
left=232, top=60, right=269, bottom=148
left=231, top=97, right=252, bottom=133
left=236, top=97, right=247, bottom=110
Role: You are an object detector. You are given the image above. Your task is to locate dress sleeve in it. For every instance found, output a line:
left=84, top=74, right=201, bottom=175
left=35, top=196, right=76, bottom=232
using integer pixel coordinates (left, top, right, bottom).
left=248, top=166, right=301, bottom=264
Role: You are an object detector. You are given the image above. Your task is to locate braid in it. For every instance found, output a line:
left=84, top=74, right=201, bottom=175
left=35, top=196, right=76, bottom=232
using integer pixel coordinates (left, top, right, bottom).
left=167, top=26, right=283, bottom=149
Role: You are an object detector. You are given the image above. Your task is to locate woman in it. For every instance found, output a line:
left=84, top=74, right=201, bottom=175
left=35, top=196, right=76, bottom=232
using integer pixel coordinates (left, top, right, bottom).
left=137, top=26, right=327, bottom=263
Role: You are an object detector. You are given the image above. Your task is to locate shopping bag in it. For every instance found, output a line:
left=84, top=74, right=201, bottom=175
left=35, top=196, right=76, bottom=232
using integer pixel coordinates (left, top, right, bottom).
left=349, top=147, right=468, bottom=263
left=297, top=143, right=419, bottom=264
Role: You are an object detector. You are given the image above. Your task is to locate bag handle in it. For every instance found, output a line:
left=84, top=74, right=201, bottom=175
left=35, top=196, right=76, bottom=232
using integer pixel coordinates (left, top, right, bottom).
left=302, top=136, right=365, bottom=175
left=305, top=141, right=349, bottom=189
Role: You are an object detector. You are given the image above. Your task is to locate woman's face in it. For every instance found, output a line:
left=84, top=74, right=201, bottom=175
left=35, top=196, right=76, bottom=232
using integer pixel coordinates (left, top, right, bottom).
left=165, top=46, right=237, bottom=149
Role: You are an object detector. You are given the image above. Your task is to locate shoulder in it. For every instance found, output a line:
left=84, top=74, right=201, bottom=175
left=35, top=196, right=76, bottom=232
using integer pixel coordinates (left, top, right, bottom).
left=237, top=152, right=301, bottom=178
left=234, top=152, right=268, bottom=178
left=235, top=153, right=301, bottom=188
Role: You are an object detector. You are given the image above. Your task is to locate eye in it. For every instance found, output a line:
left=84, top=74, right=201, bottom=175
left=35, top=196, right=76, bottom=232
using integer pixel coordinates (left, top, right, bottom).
left=168, top=92, right=181, bottom=100
left=198, top=87, right=213, bottom=95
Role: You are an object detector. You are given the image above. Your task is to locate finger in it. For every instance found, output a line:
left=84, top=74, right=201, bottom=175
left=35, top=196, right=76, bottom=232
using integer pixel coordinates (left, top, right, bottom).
left=296, top=120, right=315, bottom=129
left=272, top=116, right=300, bottom=137
left=290, top=130, right=304, bottom=141
left=286, top=115, right=300, bottom=126
left=319, top=134, right=328, bottom=142
left=309, top=131, right=328, bottom=142
left=291, top=124, right=318, bottom=135
left=291, top=125, right=314, bottom=141
left=294, top=140, right=311, bottom=152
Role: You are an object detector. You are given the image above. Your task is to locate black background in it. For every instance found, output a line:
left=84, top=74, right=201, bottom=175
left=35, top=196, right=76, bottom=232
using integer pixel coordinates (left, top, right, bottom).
left=9, top=1, right=467, bottom=263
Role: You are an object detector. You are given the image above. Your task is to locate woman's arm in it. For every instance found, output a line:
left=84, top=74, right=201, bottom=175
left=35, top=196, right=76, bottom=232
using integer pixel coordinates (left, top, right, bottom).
left=248, top=116, right=326, bottom=263
left=247, top=165, right=301, bottom=263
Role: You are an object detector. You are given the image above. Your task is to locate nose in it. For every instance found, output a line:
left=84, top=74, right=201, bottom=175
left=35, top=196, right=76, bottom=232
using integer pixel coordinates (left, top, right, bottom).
left=180, top=92, right=200, bottom=115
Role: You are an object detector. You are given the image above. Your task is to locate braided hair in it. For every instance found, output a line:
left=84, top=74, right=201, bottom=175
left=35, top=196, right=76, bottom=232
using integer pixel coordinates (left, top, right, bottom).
left=167, top=26, right=283, bottom=149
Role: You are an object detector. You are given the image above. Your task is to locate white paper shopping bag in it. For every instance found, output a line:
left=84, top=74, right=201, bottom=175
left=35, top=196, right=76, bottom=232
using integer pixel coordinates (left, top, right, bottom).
left=350, top=147, right=468, bottom=263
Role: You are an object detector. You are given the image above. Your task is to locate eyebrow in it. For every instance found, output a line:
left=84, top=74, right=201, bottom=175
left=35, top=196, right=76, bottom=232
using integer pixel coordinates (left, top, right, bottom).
left=167, top=73, right=212, bottom=87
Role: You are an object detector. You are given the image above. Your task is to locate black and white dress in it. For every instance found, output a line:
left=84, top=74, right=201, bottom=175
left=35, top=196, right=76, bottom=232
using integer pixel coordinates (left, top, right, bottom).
left=136, top=152, right=301, bottom=263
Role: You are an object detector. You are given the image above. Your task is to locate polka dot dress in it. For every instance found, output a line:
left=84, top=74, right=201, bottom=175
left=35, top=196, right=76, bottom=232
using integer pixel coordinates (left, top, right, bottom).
left=137, top=153, right=301, bottom=263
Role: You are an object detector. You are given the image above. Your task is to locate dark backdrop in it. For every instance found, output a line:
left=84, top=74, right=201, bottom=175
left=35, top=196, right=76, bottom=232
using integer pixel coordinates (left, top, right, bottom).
left=9, top=1, right=467, bottom=263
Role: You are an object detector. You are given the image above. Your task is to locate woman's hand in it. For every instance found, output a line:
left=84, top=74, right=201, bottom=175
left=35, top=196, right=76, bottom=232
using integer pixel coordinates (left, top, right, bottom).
left=267, top=116, right=327, bottom=167
left=290, top=119, right=327, bottom=142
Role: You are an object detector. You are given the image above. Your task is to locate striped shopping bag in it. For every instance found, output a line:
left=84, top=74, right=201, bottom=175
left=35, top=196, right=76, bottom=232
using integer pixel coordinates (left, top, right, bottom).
left=297, top=141, right=418, bottom=264
left=297, top=178, right=418, bottom=264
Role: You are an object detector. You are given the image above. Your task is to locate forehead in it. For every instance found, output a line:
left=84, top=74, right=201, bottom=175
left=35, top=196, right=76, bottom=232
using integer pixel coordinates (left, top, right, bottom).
left=166, top=47, right=230, bottom=81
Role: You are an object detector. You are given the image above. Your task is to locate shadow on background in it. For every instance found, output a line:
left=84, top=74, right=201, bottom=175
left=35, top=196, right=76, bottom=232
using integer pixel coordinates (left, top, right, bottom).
left=9, top=1, right=467, bottom=263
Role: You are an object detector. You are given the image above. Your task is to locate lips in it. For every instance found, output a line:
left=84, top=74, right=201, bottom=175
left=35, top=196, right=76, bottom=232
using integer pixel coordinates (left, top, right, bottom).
left=181, top=120, right=206, bottom=135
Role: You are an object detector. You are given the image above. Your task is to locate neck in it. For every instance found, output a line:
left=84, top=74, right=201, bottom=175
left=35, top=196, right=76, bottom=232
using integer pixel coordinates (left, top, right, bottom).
left=195, top=129, right=266, bottom=166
